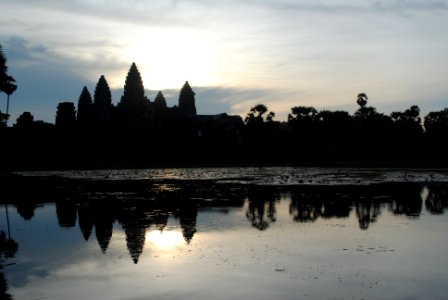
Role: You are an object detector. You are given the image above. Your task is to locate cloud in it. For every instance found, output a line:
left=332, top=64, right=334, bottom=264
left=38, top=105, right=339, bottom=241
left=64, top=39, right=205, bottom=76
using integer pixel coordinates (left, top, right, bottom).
left=2, top=0, right=447, bottom=124
left=1, top=37, right=95, bottom=122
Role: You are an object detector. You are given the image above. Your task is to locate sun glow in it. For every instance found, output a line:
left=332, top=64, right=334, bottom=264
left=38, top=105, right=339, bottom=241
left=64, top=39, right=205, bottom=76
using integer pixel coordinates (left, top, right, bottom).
left=145, top=230, right=185, bottom=249
left=124, top=28, right=218, bottom=90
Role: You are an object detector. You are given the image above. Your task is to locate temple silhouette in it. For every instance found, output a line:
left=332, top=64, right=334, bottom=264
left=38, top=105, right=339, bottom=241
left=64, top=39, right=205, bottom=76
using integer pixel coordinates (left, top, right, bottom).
left=3, top=62, right=448, bottom=169
left=55, top=62, right=242, bottom=132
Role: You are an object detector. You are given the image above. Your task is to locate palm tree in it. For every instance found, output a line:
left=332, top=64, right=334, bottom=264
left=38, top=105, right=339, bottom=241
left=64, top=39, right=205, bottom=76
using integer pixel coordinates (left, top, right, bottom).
left=3, top=78, right=17, bottom=125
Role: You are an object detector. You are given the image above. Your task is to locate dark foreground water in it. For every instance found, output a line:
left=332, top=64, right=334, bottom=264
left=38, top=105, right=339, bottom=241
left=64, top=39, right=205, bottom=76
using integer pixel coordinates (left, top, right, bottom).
left=1, top=168, right=448, bottom=300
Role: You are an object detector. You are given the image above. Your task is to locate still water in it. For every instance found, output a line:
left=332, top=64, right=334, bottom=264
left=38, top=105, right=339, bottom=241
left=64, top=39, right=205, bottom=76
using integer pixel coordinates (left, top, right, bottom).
left=1, top=168, right=448, bottom=300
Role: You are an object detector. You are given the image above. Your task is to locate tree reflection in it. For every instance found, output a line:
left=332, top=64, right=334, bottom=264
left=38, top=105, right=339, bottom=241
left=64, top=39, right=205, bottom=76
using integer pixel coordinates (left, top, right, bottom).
left=0, top=230, right=18, bottom=300
left=246, top=187, right=278, bottom=230
left=389, top=185, right=422, bottom=217
left=355, top=200, right=381, bottom=230
left=424, top=185, right=448, bottom=215
left=0, top=271, right=13, bottom=300
left=289, top=193, right=322, bottom=223
left=289, top=189, right=352, bottom=223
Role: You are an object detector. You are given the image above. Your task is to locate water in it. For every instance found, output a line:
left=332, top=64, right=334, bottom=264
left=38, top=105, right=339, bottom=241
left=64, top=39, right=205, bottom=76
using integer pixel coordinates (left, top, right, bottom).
left=1, top=168, right=448, bottom=299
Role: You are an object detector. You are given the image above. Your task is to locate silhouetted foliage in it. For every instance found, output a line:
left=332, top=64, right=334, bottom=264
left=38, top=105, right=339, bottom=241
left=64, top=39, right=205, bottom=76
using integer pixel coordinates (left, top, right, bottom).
left=0, top=110, right=8, bottom=128
left=425, top=108, right=448, bottom=135
left=355, top=200, right=381, bottom=230
left=14, top=111, right=34, bottom=128
left=288, top=106, right=318, bottom=123
left=245, top=187, right=278, bottom=230
left=356, top=93, right=368, bottom=108
left=0, top=229, right=17, bottom=300
left=0, top=44, right=16, bottom=97
left=0, top=44, right=7, bottom=80
left=245, top=104, right=275, bottom=124
left=424, top=108, right=448, bottom=154
left=2, top=80, right=16, bottom=98
left=425, top=185, right=448, bottom=215
left=243, top=104, right=279, bottom=163
left=0, top=44, right=17, bottom=127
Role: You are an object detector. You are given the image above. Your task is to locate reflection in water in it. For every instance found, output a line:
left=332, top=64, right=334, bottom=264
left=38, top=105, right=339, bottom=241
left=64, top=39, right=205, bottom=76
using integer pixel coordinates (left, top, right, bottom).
left=1, top=179, right=448, bottom=300
left=425, top=185, right=448, bottom=214
left=1, top=230, right=17, bottom=300
left=56, top=200, right=77, bottom=228
left=36, top=182, right=448, bottom=265
left=356, top=200, right=381, bottom=230
left=246, top=186, right=278, bottom=230
left=146, top=230, right=184, bottom=249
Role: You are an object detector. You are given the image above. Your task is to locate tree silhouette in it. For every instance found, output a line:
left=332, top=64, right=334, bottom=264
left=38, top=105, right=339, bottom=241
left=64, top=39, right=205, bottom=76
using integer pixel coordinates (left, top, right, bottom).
left=15, top=111, right=34, bottom=128
left=356, top=93, right=368, bottom=108
left=425, top=108, right=448, bottom=135
left=77, top=86, right=93, bottom=128
left=2, top=81, right=16, bottom=115
left=0, top=110, right=8, bottom=128
left=390, top=106, right=423, bottom=155
left=0, top=44, right=7, bottom=80
left=424, top=108, right=448, bottom=154
left=288, top=106, right=319, bottom=151
left=391, top=105, right=421, bottom=124
left=354, top=93, right=382, bottom=120
left=245, top=104, right=275, bottom=124
left=243, top=104, right=278, bottom=163
left=314, top=110, right=355, bottom=159
left=352, top=93, right=393, bottom=158
left=0, top=44, right=17, bottom=126
left=288, top=106, right=317, bottom=122
left=0, top=229, right=17, bottom=300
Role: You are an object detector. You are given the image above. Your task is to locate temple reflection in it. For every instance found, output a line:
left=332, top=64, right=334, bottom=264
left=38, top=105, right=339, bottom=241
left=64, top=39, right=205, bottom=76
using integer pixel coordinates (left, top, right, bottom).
left=4, top=182, right=448, bottom=265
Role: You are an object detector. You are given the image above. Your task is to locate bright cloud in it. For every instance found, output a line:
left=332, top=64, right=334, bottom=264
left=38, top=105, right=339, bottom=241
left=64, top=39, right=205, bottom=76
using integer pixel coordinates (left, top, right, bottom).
left=1, top=0, right=447, bottom=123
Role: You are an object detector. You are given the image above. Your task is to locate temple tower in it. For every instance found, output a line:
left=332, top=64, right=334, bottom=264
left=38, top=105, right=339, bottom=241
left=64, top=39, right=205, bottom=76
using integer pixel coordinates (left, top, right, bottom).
left=178, top=81, right=196, bottom=116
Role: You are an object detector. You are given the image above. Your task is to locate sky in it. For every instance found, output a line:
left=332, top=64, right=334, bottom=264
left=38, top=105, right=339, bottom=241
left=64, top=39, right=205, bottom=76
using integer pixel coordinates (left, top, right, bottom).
left=1, top=0, right=447, bottom=124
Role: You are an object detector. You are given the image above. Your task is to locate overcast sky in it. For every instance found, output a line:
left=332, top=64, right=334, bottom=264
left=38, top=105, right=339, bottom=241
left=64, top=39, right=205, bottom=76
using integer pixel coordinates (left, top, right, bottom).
left=1, top=0, right=447, bottom=123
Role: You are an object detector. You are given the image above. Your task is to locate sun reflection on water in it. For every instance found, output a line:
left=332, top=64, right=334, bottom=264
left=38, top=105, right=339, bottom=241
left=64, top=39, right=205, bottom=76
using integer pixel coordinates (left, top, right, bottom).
left=145, top=230, right=185, bottom=250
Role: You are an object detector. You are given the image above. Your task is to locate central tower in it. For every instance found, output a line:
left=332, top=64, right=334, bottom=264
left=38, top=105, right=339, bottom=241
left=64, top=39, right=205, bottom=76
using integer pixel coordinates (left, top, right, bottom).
left=178, top=81, right=197, bottom=116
